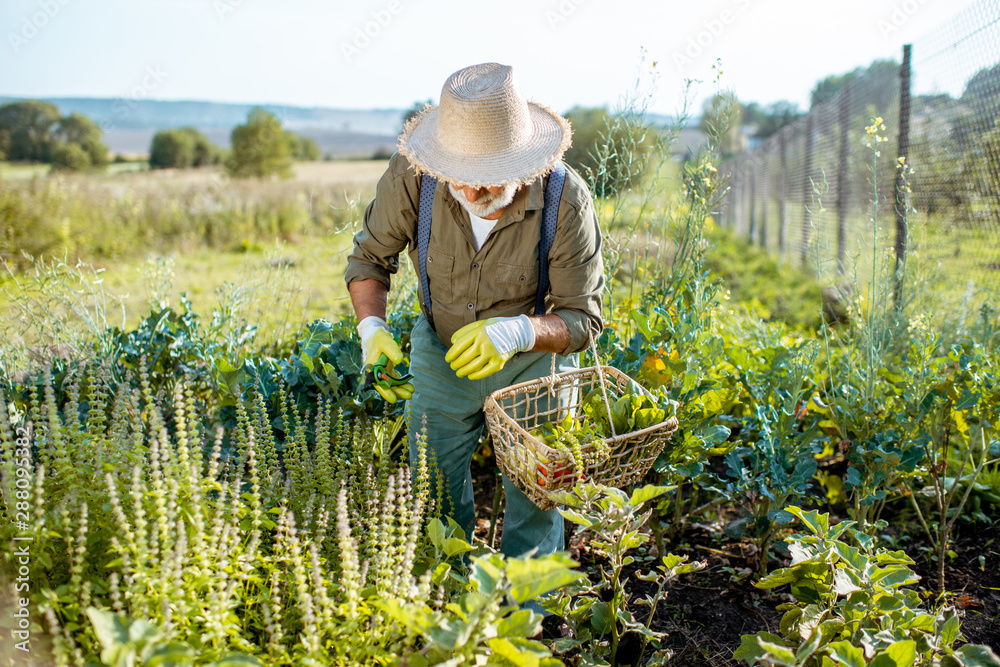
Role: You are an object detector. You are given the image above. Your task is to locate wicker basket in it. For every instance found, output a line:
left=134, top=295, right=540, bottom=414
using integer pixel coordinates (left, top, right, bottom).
left=484, top=365, right=679, bottom=510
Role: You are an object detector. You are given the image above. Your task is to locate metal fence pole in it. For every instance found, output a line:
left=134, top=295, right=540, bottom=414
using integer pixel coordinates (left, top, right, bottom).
left=760, top=147, right=769, bottom=249
left=801, top=114, right=815, bottom=268
left=779, top=128, right=788, bottom=260
left=894, top=44, right=912, bottom=304
left=837, top=85, right=851, bottom=275
left=749, top=154, right=758, bottom=244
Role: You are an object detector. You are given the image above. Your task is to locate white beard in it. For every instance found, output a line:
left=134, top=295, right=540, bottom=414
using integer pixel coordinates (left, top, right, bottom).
left=448, top=182, right=518, bottom=218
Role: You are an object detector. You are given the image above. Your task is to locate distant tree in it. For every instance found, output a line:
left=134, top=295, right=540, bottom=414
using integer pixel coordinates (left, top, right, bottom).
left=743, top=100, right=802, bottom=139
left=55, top=112, right=109, bottom=168
left=0, top=100, right=62, bottom=162
left=149, top=128, right=196, bottom=169
left=810, top=59, right=898, bottom=111
left=182, top=127, right=221, bottom=167
left=953, top=62, right=1000, bottom=146
left=811, top=69, right=861, bottom=109
left=50, top=142, right=92, bottom=172
left=563, top=106, right=659, bottom=198
left=401, top=99, right=433, bottom=132
left=286, top=132, right=320, bottom=161
left=226, top=108, right=293, bottom=179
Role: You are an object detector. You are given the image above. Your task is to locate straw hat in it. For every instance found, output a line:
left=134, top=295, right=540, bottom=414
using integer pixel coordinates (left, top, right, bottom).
left=397, top=62, right=572, bottom=188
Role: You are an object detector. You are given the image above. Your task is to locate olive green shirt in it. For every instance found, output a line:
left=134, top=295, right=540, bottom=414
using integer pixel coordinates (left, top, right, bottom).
left=345, top=153, right=604, bottom=354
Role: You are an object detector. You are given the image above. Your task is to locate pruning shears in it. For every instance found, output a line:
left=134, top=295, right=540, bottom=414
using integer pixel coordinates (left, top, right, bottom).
left=361, top=353, right=414, bottom=393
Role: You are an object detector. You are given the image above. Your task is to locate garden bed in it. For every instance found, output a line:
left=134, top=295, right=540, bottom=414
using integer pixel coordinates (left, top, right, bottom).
left=472, top=453, right=1000, bottom=665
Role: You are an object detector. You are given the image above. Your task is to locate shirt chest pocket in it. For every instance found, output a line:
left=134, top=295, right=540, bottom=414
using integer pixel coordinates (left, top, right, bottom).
left=494, top=262, right=539, bottom=303
left=425, top=250, right=455, bottom=305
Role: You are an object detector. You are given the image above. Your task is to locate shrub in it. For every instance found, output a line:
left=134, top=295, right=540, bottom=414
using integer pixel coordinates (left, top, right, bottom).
left=226, top=108, right=293, bottom=179
left=50, top=142, right=92, bottom=172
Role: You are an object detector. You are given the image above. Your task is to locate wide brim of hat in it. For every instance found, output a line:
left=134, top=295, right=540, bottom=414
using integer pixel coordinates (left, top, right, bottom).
left=397, top=101, right=572, bottom=188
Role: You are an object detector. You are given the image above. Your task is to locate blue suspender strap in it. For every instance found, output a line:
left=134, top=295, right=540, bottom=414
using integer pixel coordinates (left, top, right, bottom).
left=417, top=174, right=437, bottom=330
left=535, top=161, right=566, bottom=316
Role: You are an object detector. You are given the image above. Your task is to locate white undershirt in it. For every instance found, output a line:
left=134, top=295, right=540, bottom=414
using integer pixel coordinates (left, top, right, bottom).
left=468, top=212, right=497, bottom=251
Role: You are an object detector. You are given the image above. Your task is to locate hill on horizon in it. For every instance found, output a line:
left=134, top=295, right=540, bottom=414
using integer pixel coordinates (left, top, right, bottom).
left=0, top=95, right=687, bottom=159
left=0, top=95, right=407, bottom=158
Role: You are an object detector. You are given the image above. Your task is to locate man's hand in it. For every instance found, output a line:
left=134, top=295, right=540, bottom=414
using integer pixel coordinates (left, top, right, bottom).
left=358, top=316, right=414, bottom=403
left=445, top=315, right=536, bottom=380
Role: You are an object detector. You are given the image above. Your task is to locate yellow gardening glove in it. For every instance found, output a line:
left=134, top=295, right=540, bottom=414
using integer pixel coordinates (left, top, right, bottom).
left=445, top=315, right=535, bottom=380
left=358, top=317, right=414, bottom=403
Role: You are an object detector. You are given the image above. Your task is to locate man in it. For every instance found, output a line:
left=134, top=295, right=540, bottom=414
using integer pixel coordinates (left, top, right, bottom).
left=345, top=62, right=604, bottom=561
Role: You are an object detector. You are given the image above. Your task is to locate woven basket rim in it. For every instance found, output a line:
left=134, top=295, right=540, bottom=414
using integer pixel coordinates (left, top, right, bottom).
left=484, top=364, right=679, bottom=456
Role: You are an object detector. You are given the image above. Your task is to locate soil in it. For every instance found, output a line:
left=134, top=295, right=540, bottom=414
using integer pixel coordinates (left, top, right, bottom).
left=469, top=457, right=1000, bottom=666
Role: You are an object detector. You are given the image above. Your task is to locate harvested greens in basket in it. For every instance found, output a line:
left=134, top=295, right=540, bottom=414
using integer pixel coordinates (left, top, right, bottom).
left=527, top=386, right=678, bottom=486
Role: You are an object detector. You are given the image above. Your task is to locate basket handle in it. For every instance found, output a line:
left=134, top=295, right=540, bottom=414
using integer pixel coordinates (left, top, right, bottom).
left=590, top=339, right=618, bottom=439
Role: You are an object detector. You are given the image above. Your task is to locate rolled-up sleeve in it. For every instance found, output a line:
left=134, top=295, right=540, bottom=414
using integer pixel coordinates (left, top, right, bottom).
left=345, top=153, right=420, bottom=289
left=548, top=194, right=604, bottom=355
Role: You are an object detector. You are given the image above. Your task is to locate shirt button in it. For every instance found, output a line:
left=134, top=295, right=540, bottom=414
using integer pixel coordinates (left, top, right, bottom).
left=428, top=256, right=433, bottom=263
left=472, top=263, right=479, bottom=269
left=519, top=276, right=526, bottom=282
left=467, top=303, right=474, bottom=309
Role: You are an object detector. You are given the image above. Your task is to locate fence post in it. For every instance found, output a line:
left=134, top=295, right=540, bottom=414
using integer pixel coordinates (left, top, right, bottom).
left=730, top=160, right=740, bottom=232
left=779, top=127, right=788, bottom=260
left=837, top=85, right=851, bottom=275
left=894, top=44, right=912, bottom=304
left=801, top=114, right=815, bottom=268
left=759, top=146, right=769, bottom=249
left=749, top=154, right=757, bottom=244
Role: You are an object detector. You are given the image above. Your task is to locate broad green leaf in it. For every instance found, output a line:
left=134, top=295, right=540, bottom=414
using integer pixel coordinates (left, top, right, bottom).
left=558, top=508, right=593, bottom=528
left=629, top=484, right=675, bottom=507
left=833, top=543, right=867, bottom=572
left=497, top=609, right=543, bottom=638
left=896, top=613, right=935, bottom=632
left=756, top=638, right=797, bottom=665
left=954, top=644, right=1000, bottom=667
left=506, top=554, right=585, bottom=604
left=427, top=518, right=445, bottom=549
left=85, top=608, right=128, bottom=653
left=833, top=569, right=862, bottom=596
left=733, top=633, right=769, bottom=665
left=870, top=565, right=919, bottom=588
left=884, top=640, right=916, bottom=667
left=442, top=537, right=473, bottom=558
left=591, top=601, right=613, bottom=635
left=939, top=614, right=961, bottom=647
left=784, top=506, right=827, bottom=537
left=487, top=637, right=541, bottom=667
left=756, top=569, right=799, bottom=589
left=144, top=643, right=197, bottom=666
left=827, top=640, right=865, bottom=667
left=126, top=618, right=159, bottom=644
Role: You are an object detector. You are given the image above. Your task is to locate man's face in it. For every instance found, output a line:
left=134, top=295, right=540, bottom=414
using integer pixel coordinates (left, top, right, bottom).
left=449, top=182, right=518, bottom=219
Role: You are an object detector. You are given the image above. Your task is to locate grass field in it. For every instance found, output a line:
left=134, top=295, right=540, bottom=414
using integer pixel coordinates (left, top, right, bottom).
left=1, top=160, right=394, bottom=352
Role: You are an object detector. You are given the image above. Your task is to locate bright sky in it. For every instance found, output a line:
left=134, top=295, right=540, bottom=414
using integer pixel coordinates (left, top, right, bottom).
left=0, top=0, right=985, bottom=117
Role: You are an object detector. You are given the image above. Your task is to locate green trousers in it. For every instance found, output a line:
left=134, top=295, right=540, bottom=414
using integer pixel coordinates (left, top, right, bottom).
left=407, top=315, right=578, bottom=559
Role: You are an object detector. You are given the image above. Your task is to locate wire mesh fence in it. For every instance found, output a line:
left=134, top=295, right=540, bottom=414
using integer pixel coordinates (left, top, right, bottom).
left=719, top=0, right=1000, bottom=312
